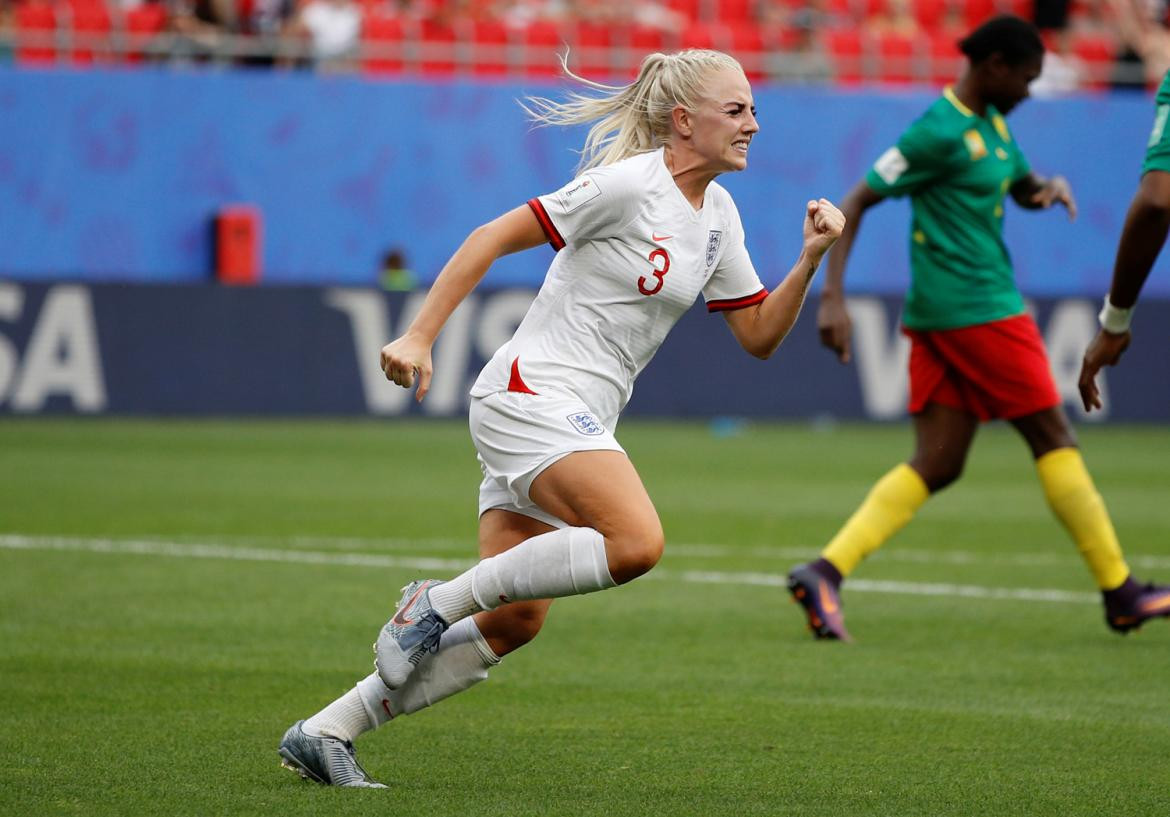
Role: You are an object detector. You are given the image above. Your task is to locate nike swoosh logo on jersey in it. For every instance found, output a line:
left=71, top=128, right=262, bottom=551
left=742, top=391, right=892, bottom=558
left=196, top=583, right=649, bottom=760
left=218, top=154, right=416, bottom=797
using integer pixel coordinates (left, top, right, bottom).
left=652, top=232, right=673, bottom=242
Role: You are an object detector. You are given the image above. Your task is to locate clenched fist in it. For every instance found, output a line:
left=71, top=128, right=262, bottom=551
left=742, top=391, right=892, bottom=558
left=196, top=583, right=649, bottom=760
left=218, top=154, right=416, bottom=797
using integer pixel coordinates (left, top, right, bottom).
left=803, top=198, right=846, bottom=263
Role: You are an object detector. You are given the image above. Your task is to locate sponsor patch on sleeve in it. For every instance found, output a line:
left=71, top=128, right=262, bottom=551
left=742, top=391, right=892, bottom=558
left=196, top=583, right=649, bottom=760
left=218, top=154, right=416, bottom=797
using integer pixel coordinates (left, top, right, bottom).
left=556, top=176, right=603, bottom=212
left=873, top=147, right=909, bottom=184
left=1150, top=104, right=1170, bottom=147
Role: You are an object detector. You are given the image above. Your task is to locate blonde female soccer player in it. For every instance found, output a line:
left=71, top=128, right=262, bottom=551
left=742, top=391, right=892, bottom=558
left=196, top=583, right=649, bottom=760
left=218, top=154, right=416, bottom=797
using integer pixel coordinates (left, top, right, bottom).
left=277, top=49, right=845, bottom=787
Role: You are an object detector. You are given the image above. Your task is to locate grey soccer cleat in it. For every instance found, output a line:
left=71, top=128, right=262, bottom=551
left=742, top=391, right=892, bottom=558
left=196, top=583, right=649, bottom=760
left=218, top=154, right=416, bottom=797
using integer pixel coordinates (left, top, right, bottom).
left=278, top=720, right=387, bottom=788
left=374, top=579, right=449, bottom=689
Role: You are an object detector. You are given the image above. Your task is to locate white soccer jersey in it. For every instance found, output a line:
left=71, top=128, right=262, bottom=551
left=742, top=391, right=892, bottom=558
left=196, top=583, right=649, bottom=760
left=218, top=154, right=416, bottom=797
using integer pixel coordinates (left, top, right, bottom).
left=469, top=148, right=767, bottom=424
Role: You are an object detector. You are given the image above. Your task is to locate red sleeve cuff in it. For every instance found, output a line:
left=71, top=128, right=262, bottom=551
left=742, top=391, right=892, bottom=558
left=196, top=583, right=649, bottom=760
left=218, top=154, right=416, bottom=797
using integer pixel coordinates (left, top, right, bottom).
left=706, top=287, right=769, bottom=313
left=527, top=197, right=566, bottom=251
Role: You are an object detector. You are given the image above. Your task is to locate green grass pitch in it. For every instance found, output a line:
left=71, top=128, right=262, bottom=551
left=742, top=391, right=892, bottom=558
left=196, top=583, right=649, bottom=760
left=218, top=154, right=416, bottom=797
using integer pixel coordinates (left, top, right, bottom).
left=1, top=418, right=1168, bottom=816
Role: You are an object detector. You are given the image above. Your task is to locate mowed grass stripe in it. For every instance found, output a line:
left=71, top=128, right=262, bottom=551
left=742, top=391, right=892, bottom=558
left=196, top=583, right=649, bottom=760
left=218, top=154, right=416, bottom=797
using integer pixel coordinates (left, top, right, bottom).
left=0, top=533, right=1098, bottom=605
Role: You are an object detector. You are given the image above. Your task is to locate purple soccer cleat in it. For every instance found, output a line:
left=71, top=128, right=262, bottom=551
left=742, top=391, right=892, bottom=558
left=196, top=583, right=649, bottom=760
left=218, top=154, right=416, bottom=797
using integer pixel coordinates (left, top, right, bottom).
left=1105, top=577, right=1170, bottom=634
left=787, top=562, right=852, bottom=642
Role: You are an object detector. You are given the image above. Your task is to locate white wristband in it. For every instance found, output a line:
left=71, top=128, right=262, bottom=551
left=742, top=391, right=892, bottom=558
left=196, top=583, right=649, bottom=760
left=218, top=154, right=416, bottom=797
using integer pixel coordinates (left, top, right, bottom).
left=1098, top=296, right=1134, bottom=334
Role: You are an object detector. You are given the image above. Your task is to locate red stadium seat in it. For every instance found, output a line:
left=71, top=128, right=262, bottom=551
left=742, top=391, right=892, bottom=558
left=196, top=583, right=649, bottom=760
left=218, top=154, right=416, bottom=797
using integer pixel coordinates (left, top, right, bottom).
left=630, top=23, right=668, bottom=53
left=470, top=19, right=509, bottom=77
left=524, top=20, right=564, bottom=77
left=998, top=0, right=1032, bottom=20
left=617, top=24, right=670, bottom=77
left=1070, top=32, right=1119, bottom=89
left=419, top=18, right=456, bottom=75
left=825, top=27, right=865, bottom=85
left=15, top=1, right=57, bottom=65
left=666, top=0, right=700, bottom=23
left=124, top=3, right=167, bottom=64
left=963, top=0, right=999, bottom=29
left=928, top=28, right=963, bottom=86
left=66, top=1, right=112, bottom=65
left=911, top=0, right=947, bottom=30
left=823, top=0, right=854, bottom=17
left=717, top=0, right=754, bottom=23
left=680, top=21, right=729, bottom=51
left=728, top=22, right=765, bottom=80
left=874, top=30, right=923, bottom=85
left=575, top=21, right=613, bottom=79
left=361, top=12, right=404, bottom=75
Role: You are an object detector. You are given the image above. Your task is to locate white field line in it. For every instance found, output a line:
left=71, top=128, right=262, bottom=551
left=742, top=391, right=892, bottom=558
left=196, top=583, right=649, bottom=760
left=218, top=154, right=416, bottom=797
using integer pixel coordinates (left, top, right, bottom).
left=668, top=543, right=1170, bottom=571
left=53, top=531, right=1170, bottom=572
left=0, top=534, right=1099, bottom=605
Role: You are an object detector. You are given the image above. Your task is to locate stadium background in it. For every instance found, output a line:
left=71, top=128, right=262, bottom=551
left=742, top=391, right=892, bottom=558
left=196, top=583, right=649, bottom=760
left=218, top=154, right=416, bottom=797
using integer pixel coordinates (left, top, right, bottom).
left=3, top=6, right=1170, bottom=816
left=1, top=53, right=1169, bottom=420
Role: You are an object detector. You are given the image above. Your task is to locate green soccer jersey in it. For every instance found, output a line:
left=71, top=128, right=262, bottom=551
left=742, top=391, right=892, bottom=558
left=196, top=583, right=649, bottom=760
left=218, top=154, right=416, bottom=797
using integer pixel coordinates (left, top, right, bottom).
left=865, top=88, right=1032, bottom=330
left=1142, top=70, right=1170, bottom=176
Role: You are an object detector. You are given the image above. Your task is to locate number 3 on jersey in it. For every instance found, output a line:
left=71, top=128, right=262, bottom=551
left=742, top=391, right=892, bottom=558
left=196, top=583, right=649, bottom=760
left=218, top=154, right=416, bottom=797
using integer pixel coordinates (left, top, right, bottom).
left=639, top=248, right=670, bottom=296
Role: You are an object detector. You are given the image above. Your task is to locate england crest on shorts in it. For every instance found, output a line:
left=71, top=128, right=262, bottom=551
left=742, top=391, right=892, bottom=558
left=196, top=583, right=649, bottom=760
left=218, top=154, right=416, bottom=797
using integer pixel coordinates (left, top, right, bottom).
left=705, top=230, right=722, bottom=267
left=567, top=412, right=605, bottom=436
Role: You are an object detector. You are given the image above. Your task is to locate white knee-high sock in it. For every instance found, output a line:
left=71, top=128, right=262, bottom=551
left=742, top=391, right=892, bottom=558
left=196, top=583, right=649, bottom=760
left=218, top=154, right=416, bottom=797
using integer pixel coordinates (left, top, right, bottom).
left=428, top=526, right=615, bottom=624
left=356, top=617, right=501, bottom=726
left=302, top=685, right=372, bottom=742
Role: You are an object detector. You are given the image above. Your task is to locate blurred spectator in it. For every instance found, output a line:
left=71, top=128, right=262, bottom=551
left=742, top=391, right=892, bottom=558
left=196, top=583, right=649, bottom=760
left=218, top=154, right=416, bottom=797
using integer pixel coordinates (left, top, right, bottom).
left=168, top=0, right=234, bottom=60
left=1109, top=0, right=1170, bottom=87
left=380, top=248, right=417, bottom=292
left=169, top=0, right=298, bottom=64
left=1034, top=0, right=1071, bottom=30
left=500, top=0, right=568, bottom=26
left=1032, top=0, right=1086, bottom=94
left=288, top=0, right=361, bottom=65
left=772, top=0, right=841, bottom=33
left=770, top=0, right=833, bottom=84
left=0, top=0, right=13, bottom=64
left=628, top=0, right=687, bottom=31
left=1032, top=29, right=1087, bottom=94
left=865, top=0, right=923, bottom=37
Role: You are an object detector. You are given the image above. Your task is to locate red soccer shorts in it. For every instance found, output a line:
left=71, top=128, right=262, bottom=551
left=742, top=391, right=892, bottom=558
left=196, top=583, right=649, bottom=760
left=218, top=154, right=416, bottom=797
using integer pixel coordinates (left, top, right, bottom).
left=903, top=313, right=1060, bottom=421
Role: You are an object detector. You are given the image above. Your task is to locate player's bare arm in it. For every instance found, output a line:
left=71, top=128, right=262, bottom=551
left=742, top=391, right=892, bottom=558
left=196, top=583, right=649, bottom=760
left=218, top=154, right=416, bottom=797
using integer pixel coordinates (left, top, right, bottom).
left=381, top=205, right=547, bottom=400
left=724, top=198, right=845, bottom=358
left=1077, top=169, right=1170, bottom=411
left=816, top=181, right=885, bottom=364
left=1011, top=172, right=1077, bottom=220
left=1078, top=331, right=1131, bottom=412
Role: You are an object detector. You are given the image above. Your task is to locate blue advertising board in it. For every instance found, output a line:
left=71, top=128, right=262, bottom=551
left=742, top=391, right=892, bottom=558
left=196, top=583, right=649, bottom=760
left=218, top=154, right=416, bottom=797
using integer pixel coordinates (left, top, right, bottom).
left=1, top=281, right=1166, bottom=421
left=0, top=67, right=1162, bottom=298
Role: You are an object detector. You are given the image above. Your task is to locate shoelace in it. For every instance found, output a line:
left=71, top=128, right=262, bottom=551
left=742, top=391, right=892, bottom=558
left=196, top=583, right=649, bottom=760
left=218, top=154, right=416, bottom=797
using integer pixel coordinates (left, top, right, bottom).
left=341, top=741, right=376, bottom=782
left=405, top=615, right=447, bottom=666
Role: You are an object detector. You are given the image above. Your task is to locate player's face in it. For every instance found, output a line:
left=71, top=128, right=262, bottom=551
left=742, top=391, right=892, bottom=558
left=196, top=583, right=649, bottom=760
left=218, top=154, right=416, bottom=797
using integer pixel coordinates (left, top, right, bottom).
left=988, top=52, right=1043, bottom=114
left=688, top=68, right=759, bottom=173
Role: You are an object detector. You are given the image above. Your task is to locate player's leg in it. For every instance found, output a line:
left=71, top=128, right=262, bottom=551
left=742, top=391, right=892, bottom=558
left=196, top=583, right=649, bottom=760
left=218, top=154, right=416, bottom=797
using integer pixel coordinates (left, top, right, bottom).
left=377, top=446, right=662, bottom=688
left=1012, top=406, right=1170, bottom=632
left=423, top=448, right=661, bottom=623
left=280, top=509, right=555, bottom=786
left=787, top=402, right=976, bottom=640
left=823, top=402, right=977, bottom=576
left=470, top=508, right=556, bottom=657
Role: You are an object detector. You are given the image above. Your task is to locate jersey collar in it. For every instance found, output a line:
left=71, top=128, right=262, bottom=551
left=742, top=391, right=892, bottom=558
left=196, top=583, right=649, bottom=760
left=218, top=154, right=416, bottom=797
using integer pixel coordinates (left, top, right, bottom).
left=943, top=86, right=975, bottom=118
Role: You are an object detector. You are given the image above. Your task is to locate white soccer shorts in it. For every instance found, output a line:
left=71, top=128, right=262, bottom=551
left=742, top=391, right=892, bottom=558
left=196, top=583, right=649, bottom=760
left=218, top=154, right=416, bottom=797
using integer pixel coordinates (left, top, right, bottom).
left=469, top=390, right=625, bottom=528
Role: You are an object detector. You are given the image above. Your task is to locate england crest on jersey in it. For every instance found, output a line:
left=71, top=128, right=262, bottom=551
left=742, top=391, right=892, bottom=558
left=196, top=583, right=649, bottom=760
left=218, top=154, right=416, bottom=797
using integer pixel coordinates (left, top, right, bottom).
left=567, top=411, right=605, bottom=436
left=705, top=230, right=722, bottom=267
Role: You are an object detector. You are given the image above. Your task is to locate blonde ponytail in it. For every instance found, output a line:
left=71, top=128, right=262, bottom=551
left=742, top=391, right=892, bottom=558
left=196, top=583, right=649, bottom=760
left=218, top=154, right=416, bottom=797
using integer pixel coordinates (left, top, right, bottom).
left=520, top=49, right=745, bottom=172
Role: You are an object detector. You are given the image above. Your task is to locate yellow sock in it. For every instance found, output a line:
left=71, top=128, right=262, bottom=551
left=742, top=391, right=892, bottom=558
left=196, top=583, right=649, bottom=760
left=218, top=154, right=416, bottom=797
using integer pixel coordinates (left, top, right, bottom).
left=1036, top=447, right=1129, bottom=591
left=823, top=464, right=929, bottom=577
